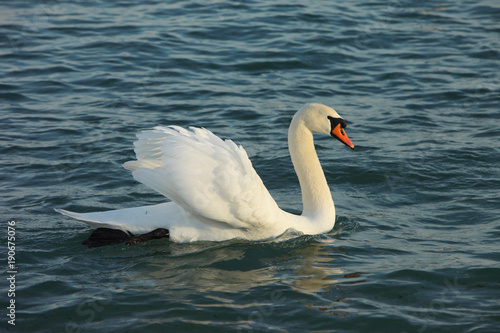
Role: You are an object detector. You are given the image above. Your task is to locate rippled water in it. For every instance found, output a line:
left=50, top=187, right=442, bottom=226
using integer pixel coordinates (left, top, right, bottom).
left=1, top=0, right=499, bottom=332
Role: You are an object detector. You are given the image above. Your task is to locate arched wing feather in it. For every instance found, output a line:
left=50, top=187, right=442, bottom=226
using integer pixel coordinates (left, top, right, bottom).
left=123, top=126, right=281, bottom=230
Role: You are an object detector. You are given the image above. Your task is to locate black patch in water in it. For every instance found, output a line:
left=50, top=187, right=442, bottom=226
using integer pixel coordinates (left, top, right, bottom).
left=82, top=227, right=169, bottom=248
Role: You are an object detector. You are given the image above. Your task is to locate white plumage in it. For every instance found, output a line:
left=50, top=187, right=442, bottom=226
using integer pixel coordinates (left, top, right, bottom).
left=56, top=103, right=354, bottom=243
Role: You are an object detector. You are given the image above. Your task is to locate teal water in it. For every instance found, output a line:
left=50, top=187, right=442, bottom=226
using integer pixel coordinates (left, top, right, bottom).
left=1, top=0, right=499, bottom=332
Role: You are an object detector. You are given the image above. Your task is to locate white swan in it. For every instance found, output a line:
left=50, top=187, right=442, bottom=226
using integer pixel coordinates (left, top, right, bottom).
left=56, top=103, right=354, bottom=243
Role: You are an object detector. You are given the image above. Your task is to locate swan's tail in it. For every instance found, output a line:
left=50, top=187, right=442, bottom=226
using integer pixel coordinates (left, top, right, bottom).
left=55, top=202, right=174, bottom=234
left=55, top=208, right=116, bottom=229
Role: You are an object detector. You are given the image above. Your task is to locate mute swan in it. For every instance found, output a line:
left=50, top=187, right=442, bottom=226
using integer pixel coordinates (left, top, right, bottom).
left=56, top=103, right=354, bottom=245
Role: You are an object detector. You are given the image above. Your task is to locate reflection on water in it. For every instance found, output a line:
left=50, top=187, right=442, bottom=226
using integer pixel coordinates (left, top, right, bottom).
left=123, top=236, right=357, bottom=298
left=125, top=241, right=274, bottom=296
left=282, top=237, right=344, bottom=294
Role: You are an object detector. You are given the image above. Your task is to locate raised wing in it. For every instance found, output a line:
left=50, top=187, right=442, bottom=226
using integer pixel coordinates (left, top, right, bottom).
left=123, top=126, right=281, bottom=230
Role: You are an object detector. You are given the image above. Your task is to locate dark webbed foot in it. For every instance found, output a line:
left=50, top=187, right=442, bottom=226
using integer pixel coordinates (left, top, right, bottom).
left=82, top=228, right=134, bottom=248
left=82, top=228, right=169, bottom=248
left=126, top=228, right=170, bottom=246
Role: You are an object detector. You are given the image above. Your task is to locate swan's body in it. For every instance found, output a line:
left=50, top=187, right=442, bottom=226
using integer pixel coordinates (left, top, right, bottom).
left=57, top=103, right=354, bottom=243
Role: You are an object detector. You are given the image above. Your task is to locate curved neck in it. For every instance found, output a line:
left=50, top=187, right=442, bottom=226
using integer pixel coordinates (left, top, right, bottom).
left=288, top=115, right=335, bottom=220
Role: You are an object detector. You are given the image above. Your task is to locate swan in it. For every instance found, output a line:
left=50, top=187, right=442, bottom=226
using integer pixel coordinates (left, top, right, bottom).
left=56, top=103, right=354, bottom=245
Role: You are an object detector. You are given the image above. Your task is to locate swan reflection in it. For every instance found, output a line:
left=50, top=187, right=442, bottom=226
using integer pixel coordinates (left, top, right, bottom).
left=124, top=235, right=345, bottom=296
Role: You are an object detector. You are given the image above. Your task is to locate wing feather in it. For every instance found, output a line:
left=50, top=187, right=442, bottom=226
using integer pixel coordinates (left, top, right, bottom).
left=123, top=126, right=281, bottom=231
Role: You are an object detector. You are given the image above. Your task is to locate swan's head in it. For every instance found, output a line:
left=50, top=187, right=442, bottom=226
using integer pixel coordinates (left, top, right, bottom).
left=299, top=103, right=354, bottom=149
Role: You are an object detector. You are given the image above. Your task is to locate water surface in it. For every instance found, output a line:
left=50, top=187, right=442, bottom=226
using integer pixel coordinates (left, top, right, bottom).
left=1, top=0, right=499, bottom=332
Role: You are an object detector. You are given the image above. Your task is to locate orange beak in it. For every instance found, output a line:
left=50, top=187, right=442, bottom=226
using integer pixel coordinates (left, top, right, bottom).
left=331, top=124, right=354, bottom=149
